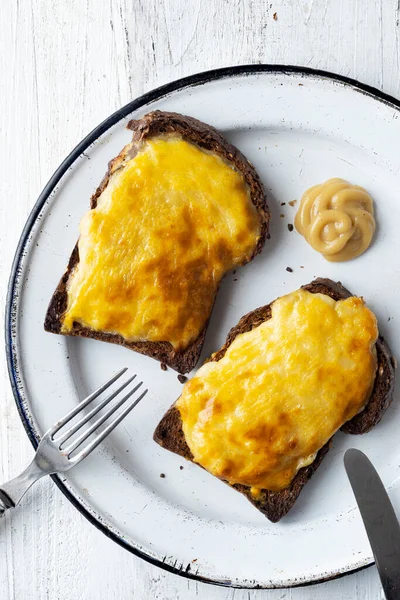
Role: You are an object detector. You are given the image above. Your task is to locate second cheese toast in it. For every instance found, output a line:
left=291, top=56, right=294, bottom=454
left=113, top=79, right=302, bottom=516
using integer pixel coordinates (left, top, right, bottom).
left=154, top=278, right=395, bottom=521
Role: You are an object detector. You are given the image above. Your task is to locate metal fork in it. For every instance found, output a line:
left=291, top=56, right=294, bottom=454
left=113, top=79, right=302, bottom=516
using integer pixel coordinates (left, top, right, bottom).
left=0, top=368, right=147, bottom=515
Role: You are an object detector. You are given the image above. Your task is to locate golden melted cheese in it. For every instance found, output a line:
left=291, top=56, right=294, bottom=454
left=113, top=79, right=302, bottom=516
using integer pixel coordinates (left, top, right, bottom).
left=62, top=137, right=261, bottom=349
left=177, top=289, right=378, bottom=492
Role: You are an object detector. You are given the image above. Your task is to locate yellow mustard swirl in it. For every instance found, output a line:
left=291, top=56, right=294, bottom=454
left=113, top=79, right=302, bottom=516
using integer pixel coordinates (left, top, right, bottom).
left=294, top=178, right=376, bottom=262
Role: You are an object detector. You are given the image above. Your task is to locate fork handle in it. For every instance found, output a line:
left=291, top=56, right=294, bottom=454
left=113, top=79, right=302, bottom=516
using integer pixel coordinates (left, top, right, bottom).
left=0, top=459, right=45, bottom=515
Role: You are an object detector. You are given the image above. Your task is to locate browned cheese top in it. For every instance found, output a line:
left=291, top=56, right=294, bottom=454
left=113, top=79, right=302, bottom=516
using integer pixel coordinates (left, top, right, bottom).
left=62, top=137, right=262, bottom=349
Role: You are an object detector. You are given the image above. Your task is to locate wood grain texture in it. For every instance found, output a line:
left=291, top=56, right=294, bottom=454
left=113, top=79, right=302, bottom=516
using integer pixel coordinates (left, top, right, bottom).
left=0, top=0, right=399, bottom=598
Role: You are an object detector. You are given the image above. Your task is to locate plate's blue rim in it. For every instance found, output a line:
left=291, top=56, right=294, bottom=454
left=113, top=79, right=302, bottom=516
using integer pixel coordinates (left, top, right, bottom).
left=5, top=64, right=399, bottom=589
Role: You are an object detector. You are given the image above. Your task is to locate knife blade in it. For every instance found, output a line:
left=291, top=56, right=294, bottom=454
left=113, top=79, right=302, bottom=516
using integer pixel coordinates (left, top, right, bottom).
left=344, top=448, right=400, bottom=600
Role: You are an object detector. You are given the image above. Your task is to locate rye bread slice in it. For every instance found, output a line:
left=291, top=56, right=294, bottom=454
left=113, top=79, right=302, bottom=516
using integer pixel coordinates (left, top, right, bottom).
left=154, top=278, right=396, bottom=522
left=44, top=111, right=270, bottom=373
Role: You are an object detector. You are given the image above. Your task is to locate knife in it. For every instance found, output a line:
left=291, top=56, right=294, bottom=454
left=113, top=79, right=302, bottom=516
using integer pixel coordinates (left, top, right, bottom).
left=344, top=448, right=400, bottom=600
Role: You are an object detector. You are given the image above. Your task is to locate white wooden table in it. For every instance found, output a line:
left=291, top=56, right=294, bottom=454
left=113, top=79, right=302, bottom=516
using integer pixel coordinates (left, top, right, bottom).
left=1, top=1, right=399, bottom=598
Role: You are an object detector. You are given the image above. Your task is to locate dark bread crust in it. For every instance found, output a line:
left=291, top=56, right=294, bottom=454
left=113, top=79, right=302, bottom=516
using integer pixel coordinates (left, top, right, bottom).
left=153, top=278, right=396, bottom=522
left=44, top=111, right=270, bottom=373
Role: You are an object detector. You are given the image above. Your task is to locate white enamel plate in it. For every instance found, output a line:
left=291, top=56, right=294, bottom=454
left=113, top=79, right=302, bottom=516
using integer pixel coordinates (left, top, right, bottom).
left=7, top=66, right=400, bottom=588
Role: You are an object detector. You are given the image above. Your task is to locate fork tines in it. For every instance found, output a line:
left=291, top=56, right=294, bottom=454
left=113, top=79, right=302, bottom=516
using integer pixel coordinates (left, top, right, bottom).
left=51, top=368, right=147, bottom=461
